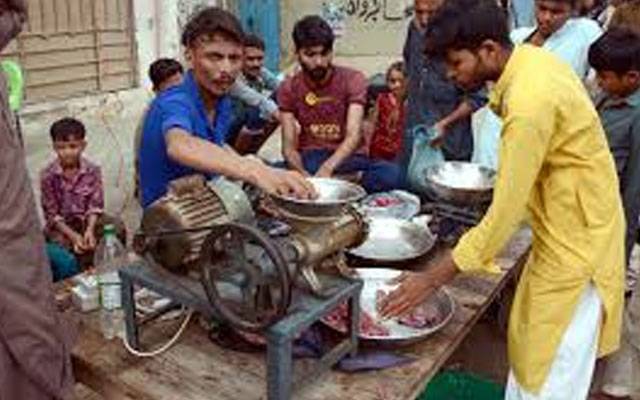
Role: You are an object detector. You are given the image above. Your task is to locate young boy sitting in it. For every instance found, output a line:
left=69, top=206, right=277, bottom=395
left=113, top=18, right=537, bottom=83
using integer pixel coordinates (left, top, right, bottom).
left=41, top=117, right=125, bottom=277
left=588, top=27, right=640, bottom=400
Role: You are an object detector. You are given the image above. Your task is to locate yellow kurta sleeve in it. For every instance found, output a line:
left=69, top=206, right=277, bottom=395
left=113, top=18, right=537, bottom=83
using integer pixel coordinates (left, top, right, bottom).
left=452, top=87, right=555, bottom=274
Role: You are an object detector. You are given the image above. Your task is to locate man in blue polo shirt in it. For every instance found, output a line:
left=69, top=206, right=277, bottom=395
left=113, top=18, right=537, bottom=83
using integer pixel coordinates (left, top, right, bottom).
left=139, top=7, right=313, bottom=208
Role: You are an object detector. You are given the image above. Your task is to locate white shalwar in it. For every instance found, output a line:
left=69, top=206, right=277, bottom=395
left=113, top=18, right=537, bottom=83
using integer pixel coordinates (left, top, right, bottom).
left=505, top=284, right=603, bottom=400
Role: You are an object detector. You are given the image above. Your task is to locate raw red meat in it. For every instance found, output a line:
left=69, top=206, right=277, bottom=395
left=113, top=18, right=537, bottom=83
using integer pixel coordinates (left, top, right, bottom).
left=324, top=302, right=390, bottom=337
left=375, top=289, right=441, bottom=329
left=398, top=303, right=440, bottom=329
left=371, top=196, right=402, bottom=208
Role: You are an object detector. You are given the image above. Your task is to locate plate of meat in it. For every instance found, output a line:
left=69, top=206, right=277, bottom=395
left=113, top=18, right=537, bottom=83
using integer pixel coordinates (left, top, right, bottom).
left=322, top=268, right=455, bottom=345
left=359, top=190, right=421, bottom=220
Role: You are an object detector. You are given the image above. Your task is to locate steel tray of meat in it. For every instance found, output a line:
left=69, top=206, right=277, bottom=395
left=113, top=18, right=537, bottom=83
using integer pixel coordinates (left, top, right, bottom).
left=348, top=217, right=436, bottom=262
left=322, top=268, right=455, bottom=345
left=359, top=190, right=421, bottom=220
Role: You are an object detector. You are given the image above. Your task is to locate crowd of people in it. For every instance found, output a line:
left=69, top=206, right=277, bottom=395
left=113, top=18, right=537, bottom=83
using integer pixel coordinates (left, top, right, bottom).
left=0, top=0, right=639, bottom=398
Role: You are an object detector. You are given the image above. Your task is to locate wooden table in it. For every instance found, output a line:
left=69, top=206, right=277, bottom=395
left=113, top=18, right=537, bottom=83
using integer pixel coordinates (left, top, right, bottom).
left=70, top=230, right=531, bottom=400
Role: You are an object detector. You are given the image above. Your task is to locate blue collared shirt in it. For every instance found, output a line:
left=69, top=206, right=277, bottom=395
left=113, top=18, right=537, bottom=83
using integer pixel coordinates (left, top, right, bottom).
left=138, top=70, right=233, bottom=207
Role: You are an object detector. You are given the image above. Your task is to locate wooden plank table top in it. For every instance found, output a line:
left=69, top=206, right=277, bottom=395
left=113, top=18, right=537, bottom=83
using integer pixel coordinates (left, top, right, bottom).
left=69, top=230, right=531, bottom=400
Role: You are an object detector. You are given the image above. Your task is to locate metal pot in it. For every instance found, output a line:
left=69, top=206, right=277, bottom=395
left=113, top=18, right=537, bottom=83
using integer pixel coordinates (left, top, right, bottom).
left=322, top=268, right=456, bottom=346
left=270, top=177, right=367, bottom=219
left=348, top=217, right=436, bottom=262
left=424, top=162, right=495, bottom=205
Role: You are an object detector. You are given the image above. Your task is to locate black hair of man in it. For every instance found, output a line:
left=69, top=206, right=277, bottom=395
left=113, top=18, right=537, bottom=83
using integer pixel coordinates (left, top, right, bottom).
left=148, top=58, right=184, bottom=92
left=50, top=117, right=86, bottom=142
left=181, top=7, right=245, bottom=48
left=292, top=15, right=335, bottom=52
left=424, top=0, right=512, bottom=58
left=588, top=27, right=640, bottom=74
left=244, top=33, right=265, bottom=51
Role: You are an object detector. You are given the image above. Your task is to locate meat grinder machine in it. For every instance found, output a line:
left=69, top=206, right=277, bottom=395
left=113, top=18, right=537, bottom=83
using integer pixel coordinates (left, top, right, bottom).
left=120, top=174, right=368, bottom=399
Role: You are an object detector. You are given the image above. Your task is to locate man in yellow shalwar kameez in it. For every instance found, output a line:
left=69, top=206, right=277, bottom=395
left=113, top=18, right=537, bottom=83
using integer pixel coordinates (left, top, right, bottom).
left=380, top=0, right=626, bottom=398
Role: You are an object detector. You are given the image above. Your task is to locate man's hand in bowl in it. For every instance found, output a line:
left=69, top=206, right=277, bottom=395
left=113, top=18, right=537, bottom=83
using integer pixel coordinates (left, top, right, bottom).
left=251, top=163, right=316, bottom=199
left=379, top=250, right=459, bottom=319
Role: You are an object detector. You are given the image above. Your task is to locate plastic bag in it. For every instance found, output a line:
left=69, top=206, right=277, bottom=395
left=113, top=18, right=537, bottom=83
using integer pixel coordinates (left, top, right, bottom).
left=471, top=105, right=501, bottom=170
left=407, top=124, right=444, bottom=192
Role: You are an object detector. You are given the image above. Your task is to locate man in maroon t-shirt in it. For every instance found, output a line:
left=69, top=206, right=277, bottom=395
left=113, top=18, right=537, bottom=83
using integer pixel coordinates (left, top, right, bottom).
left=277, top=15, right=400, bottom=193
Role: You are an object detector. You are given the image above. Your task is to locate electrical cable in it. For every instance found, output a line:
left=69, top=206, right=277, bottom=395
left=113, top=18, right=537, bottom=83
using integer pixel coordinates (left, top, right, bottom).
left=121, top=308, right=194, bottom=358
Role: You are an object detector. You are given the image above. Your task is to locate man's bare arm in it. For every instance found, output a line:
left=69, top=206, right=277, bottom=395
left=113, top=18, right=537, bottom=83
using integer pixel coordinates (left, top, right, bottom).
left=165, top=127, right=314, bottom=197
left=430, top=101, right=475, bottom=147
left=280, top=111, right=307, bottom=175
left=166, top=128, right=262, bottom=181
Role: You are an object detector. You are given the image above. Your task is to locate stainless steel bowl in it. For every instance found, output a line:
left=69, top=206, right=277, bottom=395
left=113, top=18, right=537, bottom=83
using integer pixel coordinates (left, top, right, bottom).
left=359, top=190, right=421, bottom=220
left=271, top=177, right=367, bottom=218
left=348, top=217, right=436, bottom=262
left=424, top=162, right=496, bottom=205
left=322, top=268, right=456, bottom=346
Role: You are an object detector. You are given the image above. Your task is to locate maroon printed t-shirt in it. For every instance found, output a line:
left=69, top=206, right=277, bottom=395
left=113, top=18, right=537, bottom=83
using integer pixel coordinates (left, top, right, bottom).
left=277, top=66, right=367, bottom=152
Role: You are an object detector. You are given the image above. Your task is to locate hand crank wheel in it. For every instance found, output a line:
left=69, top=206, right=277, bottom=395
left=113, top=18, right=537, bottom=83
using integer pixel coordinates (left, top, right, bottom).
left=199, top=222, right=291, bottom=332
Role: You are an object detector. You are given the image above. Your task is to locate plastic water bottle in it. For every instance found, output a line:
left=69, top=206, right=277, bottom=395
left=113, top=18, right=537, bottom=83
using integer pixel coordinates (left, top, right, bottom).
left=94, top=224, right=125, bottom=340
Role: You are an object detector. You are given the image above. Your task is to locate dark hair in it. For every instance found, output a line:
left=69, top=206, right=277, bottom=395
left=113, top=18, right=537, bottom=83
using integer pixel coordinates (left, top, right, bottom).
left=148, top=58, right=184, bottom=91
left=50, top=117, right=86, bottom=142
left=244, top=33, right=265, bottom=50
left=588, top=28, right=640, bottom=74
left=424, top=0, right=511, bottom=58
left=181, top=7, right=245, bottom=48
left=292, top=15, right=335, bottom=52
left=386, top=61, right=406, bottom=80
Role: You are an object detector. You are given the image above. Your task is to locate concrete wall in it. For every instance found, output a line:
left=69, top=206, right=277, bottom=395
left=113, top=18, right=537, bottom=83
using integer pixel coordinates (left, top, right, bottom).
left=20, top=0, right=222, bottom=233
left=135, top=0, right=220, bottom=88
left=280, top=0, right=413, bottom=75
left=21, top=90, right=151, bottom=232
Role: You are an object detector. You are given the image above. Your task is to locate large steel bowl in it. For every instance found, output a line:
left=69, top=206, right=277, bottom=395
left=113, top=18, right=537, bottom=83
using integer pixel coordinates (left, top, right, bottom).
left=322, top=268, right=456, bottom=346
left=271, top=177, right=367, bottom=218
left=348, top=217, right=436, bottom=262
left=424, top=162, right=496, bottom=205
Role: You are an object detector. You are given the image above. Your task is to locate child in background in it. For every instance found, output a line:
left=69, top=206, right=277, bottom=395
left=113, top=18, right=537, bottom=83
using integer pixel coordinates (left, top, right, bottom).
left=369, top=61, right=407, bottom=161
left=588, top=28, right=640, bottom=400
left=41, top=117, right=125, bottom=279
left=148, top=58, right=184, bottom=93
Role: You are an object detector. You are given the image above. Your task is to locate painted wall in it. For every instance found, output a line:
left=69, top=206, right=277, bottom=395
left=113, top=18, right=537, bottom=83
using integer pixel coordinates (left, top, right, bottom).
left=280, top=0, right=414, bottom=75
left=237, top=0, right=281, bottom=71
left=135, top=0, right=219, bottom=89
left=20, top=0, right=222, bottom=233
